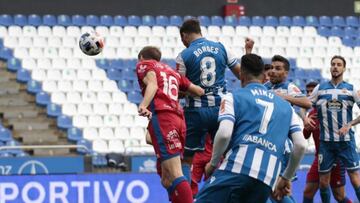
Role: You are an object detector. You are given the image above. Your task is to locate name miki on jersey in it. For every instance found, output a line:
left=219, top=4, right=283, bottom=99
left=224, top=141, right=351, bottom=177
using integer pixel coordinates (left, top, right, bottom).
left=243, top=134, right=277, bottom=152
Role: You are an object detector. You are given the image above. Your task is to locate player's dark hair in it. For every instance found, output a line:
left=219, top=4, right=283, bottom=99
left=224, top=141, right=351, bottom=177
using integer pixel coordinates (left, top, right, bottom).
left=241, top=54, right=264, bottom=77
left=180, top=18, right=202, bottom=34
left=306, top=81, right=318, bottom=88
left=138, top=46, right=161, bottom=61
left=331, top=55, right=346, bottom=67
left=264, top=64, right=272, bottom=71
left=271, top=55, right=290, bottom=71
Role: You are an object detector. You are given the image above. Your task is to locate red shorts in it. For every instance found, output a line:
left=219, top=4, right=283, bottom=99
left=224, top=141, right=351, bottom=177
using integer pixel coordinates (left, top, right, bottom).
left=148, top=111, right=186, bottom=175
left=306, top=156, right=346, bottom=187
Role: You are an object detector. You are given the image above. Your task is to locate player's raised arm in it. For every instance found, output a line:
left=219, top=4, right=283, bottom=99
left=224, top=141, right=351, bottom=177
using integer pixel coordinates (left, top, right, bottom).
left=230, top=37, right=254, bottom=80
left=138, top=71, right=157, bottom=118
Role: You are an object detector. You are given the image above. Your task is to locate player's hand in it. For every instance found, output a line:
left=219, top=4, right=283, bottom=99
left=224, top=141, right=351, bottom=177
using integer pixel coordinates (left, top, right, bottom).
left=245, top=37, right=254, bottom=54
left=339, top=123, right=351, bottom=136
left=138, top=105, right=152, bottom=120
left=304, top=114, right=317, bottom=130
left=204, top=162, right=216, bottom=178
left=273, top=177, right=291, bottom=200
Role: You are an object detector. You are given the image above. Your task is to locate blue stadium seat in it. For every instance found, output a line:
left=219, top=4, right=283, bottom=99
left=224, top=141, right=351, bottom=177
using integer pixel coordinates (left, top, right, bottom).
left=224, top=16, right=237, bottom=26
left=128, top=91, right=142, bottom=104
left=67, top=127, right=83, bottom=142
left=317, top=26, right=331, bottom=37
left=279, top=16, right=292, bottom=26
left=212, top=15, right=225, bottom=26
left=238, top=16, right=251, bottom=26
left=265, top=16, right=278, bottom=26
left=0, top=47, right=13, bottom=60
left=156, top=15, right=170, bottom=26
left=47, top=103, right=62, bottom=117
left=92, top=153, right=107, bottom=167
left=319, top=16, right=332, bottom=26
left=0, top=127, right=12, bottom=142
left=184, top=15, right=195, bottom=21
left=332, top=16, right=345, bottom=27
left=86, top=15, right=100, bottom=26
left=77, top=139, right=92, bottom=154
left=252, top=16, right=265, bottom=26
left=292, top=16, right=306, bottom=26
left=96, top=59, right=110, bottom=70
left=198, top=16, right=211, bottom=26
left=133, top=79, right=140, bottom=90
left=346, top=16, right=359, bottom=27
left=305, top=16, right=319, bottom=26
left=121, top=68, right=136, bottom=80
left=72, top=15, right=86, bottom=26
left=114, top=15, right=127, bottom=26
left=344, top=26, right=357, bottom=37
left=14, top=14, right=27, bottom=26
left=7, top=57, right=21, bottom=72
left=170, top=15, right=182, bottom=26
left=6, top=140, right=23, bottom=155
left=0, top=14, right=13, bottom=26
left=118, top=79, right=133, bottom=93
left=128, top=15, right=141, bottom=26
left=36, top=91, right=50, bottom=106
left=142, top=15, right=155, bottom=26
left=355, top=37, right=360, bottom=46
left=107, top=68, right=122, bottom=81
left=57, top=14, right=71, bottom=26
left=109, top=59, right=124, bottom=70
left=342, top=36, right=355, bottom=47
left=28, top=14, right=42, bottom=26
left=27, top=80, right=42, bottom=94
left=57, top=115, right=72, bottom=129
left=43, top=14, right=57, bottom=26
left=330, top=26, right=344, bottom=37
left=100, top=15, right=114, bottom=26
left=16, top=69, right=31, bottom=83
left=0, top=39, right=3, bottom=48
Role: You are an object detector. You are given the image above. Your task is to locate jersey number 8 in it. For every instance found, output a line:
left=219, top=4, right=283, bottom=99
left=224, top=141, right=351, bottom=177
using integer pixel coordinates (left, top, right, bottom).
left=200, top=57, right=216, bottom=87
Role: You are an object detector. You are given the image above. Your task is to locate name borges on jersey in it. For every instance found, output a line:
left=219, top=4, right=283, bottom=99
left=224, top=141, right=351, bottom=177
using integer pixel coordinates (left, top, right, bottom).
left=193, top=45, right=219, bottom=57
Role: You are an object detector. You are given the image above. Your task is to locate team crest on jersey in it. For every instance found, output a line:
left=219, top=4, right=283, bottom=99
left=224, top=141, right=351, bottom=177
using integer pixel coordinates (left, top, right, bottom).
left=138, top=65, right=147, bottom=73
left=326, top=99, right=343, bottom=112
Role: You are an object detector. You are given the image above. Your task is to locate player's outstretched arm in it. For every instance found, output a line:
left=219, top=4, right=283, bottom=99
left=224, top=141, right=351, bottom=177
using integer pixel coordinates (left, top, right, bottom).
left=339, top=115, right=360, bottom=136
left=278, top=94, right=312, bottom=109
left=229, top=37, right=254, bottom=80
left=138, top=71, right=158, bottom=118
left=186, top=83, right=205, bottom=97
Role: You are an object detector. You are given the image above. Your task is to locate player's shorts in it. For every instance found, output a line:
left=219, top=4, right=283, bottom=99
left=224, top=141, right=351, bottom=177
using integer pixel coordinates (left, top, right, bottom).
left=148, top=111, right=186, bottom=171
left=319, top=141, right=360, bottom=173
left=195, top=170, right=272, bottom=203
left=306, top=156, right=346, bottom=187
left=184, top=106, right=219, bottom=156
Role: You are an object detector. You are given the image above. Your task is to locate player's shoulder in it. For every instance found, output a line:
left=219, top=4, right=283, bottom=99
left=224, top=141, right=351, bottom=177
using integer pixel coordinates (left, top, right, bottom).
left=341, top=81, right=354, bottom=90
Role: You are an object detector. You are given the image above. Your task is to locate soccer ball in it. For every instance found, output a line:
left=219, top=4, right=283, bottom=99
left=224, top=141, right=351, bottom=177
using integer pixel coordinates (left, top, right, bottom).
left=79, top=32, right=104, bottom=56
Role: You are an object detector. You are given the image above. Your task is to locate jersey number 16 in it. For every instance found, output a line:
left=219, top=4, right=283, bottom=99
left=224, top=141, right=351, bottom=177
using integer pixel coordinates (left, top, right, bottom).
left=160, top=72, right=178, bottom=101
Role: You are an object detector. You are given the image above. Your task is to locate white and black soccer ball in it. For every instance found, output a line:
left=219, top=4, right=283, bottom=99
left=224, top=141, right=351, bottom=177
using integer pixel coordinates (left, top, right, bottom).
left=79, top=32, right=104, bottom=56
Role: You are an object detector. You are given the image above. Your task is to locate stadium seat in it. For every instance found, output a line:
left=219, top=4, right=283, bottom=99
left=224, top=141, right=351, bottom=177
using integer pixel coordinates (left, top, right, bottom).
left=28, top=14, right=42, bottom=26
left=128, top=15, right=141, bottom=26
left=14, top=14, right=27, bottom=26
left=279, top=16, right=292, bottom=26
left=57, top=115, right=73, bottom=129
left=57, top=14, right=71, bottom=26
left=127, top=91, right=142, bottom=104
left=238, top=16, right=251, bottom=26
left=292, top=16, right=306, bottom=26
left=305, top=16, right=319, bottom=26
left=317, top=26, right=331, bottom=37
left=118, top=79, right=133, bottom=93
left=319, top=16, right=332, bottom=26
left=107, top=68, right=122, bottom=81
left=0, top=47, right=13, bottom=60
left=344, top=26, right=357, bottom=37
left=27, top=79, right=42, bottom=94
left=72, top=15, right=86, bottom=26
left=77, top=139, right=92, bottom=154
left=43, top=14, right=57, bottom=26
left=155, top=15, right=169, bottom=26
left=332, top=16, right=345, bottom=27
left=7, top=57, right=21, bottom=72
left=265, top=16, right=279, bottom=26
left=252, top=16, right=265, bottom=26
left=330, top=26, right=344, bottom=37
left=47, top=103, right=62, bottom=117
left=113, top=15, right=127, bottom=26
left=36, top=91, right=51, bottom=106
left=100, top=15, right=113, bottom=26
left=184, top=15, right=195, bottom=21
left=211, top=16, right=224, bottom=26
left=342, top=36, right=355, bottom=47
left=170, top=15, right=182, bottom=26
left=0, top=127, right=12, bottom=142
left=86, top=15, right=100, bottom=26
left=16, top=69, right=31, bottom=83
left=141, top=15, right=155, bottom=26
left=0, top=14, right=13, bottom=26
left=91, top=153, right=107, bottom=166
left=346, top=16, right=359, bottom=27
left=224, top=16, right=237, bottom=26
left=198, top=16, right=210, bottom=26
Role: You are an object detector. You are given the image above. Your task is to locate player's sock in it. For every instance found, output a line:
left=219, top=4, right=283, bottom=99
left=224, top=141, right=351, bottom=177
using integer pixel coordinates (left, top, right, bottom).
left=354, top=186, right=360, bottom=201
left=181, top=163, right=191, bottom=183
left=320, top=187, right=331, bottom=203
left=338, top=197, right=352, bottom=203
left=167, top=176, right=193, bottom=203
left=302, top=196, right=313, bottom=203
left=282, top=195, right=296, bottom=203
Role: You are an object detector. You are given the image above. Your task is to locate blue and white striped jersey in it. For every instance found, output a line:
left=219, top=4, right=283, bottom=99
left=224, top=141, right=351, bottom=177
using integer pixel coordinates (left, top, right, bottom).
left=309, top=81, right=360, bottom=142
left=218, top=83, right=303, bottom=188
left=264, top=81, right=305, bottom=98
left=176, top=38, right=239, bottom=108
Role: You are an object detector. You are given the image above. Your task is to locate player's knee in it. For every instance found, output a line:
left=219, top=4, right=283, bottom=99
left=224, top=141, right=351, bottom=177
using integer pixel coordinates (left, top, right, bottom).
left=319, top=176, right=330, bottom=188
left=349, top=171, right=360, bottom=187
left=332, top=189, right=345, bottom=202
left=303, top=186, right=316, bottom=198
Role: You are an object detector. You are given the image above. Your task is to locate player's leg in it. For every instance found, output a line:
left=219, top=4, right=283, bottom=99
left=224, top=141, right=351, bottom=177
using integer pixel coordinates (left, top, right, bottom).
left=303, top=157, right=320, bottom=203
left=319, top=141, right=337, bottom=203
left=330, top=161, right=352, bottom=203
left=190, top=152, right=205, bottom=197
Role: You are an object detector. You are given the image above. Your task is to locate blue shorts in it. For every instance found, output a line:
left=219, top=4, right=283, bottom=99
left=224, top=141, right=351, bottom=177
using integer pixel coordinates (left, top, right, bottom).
left=184, top=106, right=219, bottom=156
left=319, top=141, right=360, bottom=173
left=195, top=170, right=272, bottom=203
